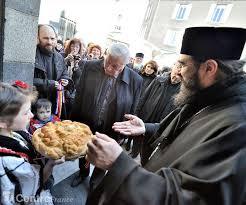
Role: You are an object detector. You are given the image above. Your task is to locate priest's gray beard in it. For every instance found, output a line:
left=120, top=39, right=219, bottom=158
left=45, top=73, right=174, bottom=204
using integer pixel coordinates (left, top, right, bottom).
left=174, top=70, right=201, bottom=106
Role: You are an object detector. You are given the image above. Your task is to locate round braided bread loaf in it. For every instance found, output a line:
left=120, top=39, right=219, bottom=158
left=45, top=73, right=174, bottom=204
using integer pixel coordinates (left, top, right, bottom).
left=32, top=120, right=93, bottom=160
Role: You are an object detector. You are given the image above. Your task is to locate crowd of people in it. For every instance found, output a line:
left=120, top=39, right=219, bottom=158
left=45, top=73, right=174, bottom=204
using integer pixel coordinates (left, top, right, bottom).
left=0, top=24, right=245, bottom=205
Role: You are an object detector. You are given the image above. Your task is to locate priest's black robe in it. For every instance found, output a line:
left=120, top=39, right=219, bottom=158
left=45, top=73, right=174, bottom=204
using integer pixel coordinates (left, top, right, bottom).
left=86, top=74, right=246, bottom=205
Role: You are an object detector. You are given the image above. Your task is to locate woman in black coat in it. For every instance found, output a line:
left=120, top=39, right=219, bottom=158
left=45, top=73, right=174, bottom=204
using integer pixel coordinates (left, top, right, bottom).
left=139, top=60, right=158, bottom=94
left=63, top=38, right=86, bottom=117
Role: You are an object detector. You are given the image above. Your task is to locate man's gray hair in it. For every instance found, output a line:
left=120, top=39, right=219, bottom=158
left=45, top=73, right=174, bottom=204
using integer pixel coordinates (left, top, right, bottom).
left=107, top=43, right=130, bottom=64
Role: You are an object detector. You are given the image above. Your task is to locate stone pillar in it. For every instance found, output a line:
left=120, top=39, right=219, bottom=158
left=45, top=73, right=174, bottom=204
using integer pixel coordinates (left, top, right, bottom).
left=2, top=0, right=41, bottom=85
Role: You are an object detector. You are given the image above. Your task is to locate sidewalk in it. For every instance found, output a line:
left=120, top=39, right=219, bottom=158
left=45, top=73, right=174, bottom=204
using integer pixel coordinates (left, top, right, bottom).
left=51, top=171, right=90, bottom=205
left=52, top=160, right=93, bottom=205
left=51, top=142, right=140, bottom=204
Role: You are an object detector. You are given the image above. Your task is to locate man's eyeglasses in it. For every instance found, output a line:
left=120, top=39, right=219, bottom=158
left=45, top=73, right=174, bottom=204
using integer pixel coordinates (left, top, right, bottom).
left=173, top=61, right=195, bottom=70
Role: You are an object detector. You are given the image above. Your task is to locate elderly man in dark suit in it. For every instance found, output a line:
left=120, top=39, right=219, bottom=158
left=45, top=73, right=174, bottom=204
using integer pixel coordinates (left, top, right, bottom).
left=70, top=43, right=142, bottom=187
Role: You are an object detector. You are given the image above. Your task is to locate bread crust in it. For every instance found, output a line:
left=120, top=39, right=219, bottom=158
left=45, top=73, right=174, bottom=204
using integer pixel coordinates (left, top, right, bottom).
left=32, top=120, right=93, bottom=160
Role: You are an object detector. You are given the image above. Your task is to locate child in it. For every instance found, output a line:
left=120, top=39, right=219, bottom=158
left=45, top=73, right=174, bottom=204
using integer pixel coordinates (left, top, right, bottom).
left=0, top=82, right=64, bottom=204
left=29, top=98, right=60, bottom=134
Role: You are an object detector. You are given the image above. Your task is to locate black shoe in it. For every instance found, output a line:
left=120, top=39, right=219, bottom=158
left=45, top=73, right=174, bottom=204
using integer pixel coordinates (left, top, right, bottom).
left=125, top=142, right=131, bottom=151
left=44, top=174, right=54, bottom=190
left=70, top=174, right=87, bottom=187
left=118, top=138, right=125, bottom=145
left=125, top=139, right=132, bottom=151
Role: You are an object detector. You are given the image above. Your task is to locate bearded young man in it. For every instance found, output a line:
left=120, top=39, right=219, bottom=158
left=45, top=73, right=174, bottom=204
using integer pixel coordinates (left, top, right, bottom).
left=34, top=24, right=70, bottom=114
left=85, top=27, right=246, bottom=205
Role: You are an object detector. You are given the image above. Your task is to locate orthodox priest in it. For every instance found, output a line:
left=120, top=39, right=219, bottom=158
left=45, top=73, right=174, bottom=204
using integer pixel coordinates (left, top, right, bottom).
left=86, top=27, right=246, bottom=205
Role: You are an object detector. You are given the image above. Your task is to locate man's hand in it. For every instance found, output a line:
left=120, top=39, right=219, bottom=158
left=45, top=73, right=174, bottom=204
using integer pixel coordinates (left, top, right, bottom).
left=74, top=58, right=81, bottom=69
left=60, top=79, right=68, bottom=87
left=112, top=114, right=146, bottom=136
left=86, top=132, right=123, bottom=170
left=54, top=81, right=59, bottom=89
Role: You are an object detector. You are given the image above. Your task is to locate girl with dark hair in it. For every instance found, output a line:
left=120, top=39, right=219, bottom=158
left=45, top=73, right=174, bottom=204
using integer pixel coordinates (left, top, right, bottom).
left=63, top=38, right=87, bottom=117
left=64, top=38, right=86, bottom=78
left=125, top=60, right=159, bottom=155
left=0, top=82, right=64, bottom=204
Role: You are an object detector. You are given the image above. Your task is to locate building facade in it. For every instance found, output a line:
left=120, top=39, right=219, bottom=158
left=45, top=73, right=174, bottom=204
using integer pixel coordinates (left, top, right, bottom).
left=50, top=10, right=76, bottom=41
left=58, top=10, right=76, bottom=40
left=141, top=0, right=246, bottom=66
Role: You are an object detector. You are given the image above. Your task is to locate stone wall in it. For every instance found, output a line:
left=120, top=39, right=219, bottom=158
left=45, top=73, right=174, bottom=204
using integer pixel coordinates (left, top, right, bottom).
left=2, top=0, right=40, bottom=84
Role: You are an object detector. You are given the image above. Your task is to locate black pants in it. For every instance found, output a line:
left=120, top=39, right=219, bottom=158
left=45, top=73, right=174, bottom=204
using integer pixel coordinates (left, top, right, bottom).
left=89, top=167, right=106, bottom=192
left=127, top=136, right=143, bottom=157
left=79, top=156, right=90, bottom=178
left=78, top=158, right=105, bottom=194
left=44, top=175, right=54, bottom=191
left=132, top=137, right=142, bottom=156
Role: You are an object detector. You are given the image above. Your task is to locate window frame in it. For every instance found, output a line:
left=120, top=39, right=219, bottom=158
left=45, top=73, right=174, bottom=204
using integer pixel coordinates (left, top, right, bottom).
left=172, top=3, right=192, bottom=21
left=207, top=3, right=233, bottom=24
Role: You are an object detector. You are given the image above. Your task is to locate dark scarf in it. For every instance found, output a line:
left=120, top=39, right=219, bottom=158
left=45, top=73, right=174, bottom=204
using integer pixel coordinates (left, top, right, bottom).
left=0, top=132, right=37, bottom=162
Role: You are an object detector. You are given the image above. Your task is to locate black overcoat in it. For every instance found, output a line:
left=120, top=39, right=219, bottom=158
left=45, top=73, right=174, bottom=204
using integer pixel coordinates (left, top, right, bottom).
left=136, top=74, right=180, bottom=122
left=34, top=47, right=71, bottom=104
left=70, top=59, right=142, bottom=139
left=139, top=73, right=156, bottom=95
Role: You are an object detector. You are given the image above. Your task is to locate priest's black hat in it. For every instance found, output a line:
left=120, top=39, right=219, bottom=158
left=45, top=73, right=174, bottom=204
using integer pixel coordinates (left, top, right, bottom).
left=135, top=53, right=144, bottom=58
left=180, top=27, right=246, bottom=60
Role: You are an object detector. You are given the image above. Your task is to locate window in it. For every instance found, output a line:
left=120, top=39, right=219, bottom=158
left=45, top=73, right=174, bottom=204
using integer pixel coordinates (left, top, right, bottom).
left=172, top=4, right=192, bottom=21
left=163, top=29, right=183, bottom=47
left=207, top=4, right=233, bottom=24
left=211, top=5, right=225, bottom=23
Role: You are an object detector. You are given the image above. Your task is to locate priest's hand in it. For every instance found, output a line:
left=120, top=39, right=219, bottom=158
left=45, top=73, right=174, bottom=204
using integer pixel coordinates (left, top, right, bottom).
left=112, top=114, right=146, bottom=136
left=86, top=132, right=123, bottom=170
